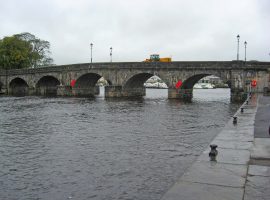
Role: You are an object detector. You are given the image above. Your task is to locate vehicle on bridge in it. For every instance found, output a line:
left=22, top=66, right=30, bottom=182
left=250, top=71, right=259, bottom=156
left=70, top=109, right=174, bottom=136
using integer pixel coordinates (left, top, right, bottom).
left=144, top=54, right=172, bottom=62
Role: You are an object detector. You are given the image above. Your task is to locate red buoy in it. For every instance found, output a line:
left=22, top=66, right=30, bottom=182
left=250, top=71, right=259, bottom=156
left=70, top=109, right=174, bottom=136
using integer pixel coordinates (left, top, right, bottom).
left=70, top=79, right=76, bottom=87
left=175, top=80, right=182, bottom=89
left=251, top=80, right=257, bottom=88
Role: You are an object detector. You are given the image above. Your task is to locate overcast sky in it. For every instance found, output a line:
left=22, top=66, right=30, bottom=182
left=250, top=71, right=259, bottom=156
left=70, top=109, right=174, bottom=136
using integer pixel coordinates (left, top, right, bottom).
left=0, top=0, right=269, bottom=65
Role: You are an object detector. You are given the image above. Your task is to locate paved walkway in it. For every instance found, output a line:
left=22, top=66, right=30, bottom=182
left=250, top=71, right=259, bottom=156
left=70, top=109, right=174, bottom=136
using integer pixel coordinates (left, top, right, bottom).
left=245, top=95, right=270, bottom=200
left=161, top=94, right=270, bottom=200
left=254, top=95, right=270, bottom=138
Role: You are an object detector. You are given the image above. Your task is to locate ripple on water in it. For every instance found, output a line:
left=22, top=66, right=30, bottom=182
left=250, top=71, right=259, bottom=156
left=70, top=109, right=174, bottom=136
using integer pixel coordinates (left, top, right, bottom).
left=0, top=89, right=239, bottom=200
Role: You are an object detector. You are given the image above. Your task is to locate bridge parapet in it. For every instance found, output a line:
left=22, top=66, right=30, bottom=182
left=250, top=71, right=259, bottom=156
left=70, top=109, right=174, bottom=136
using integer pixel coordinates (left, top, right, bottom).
left=2, top=60, right=270, bottom=76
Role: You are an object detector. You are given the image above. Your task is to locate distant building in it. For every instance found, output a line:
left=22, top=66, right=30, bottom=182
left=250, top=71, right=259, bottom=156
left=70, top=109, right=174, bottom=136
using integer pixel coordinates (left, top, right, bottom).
left=199, top=75, right=223, bottom=84
left=198, top=75, right=228, bottom=88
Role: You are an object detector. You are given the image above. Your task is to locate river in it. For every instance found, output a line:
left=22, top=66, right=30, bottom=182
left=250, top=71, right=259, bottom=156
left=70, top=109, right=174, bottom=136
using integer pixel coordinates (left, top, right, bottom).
left=0, top=88, right=239, bottom=200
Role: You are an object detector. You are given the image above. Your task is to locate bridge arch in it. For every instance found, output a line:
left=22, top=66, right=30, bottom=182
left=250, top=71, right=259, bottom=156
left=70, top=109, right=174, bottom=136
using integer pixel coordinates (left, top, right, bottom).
left=74, top=73, right=112, bottom=97
left=182, top=73, right=230, bottom=89
left=123, top=73, right=154, bottom=88
left=75, top=73, right=112, bottom=87
left=123, top=72, right=169, bottom=88
left=9, top=77, right=29, bottom=96
left=36, top=75, right=60, bottom=96
left=120, top=72, right=168, bottom=97
left=171, top=73, right=232, bottom=101
left=182, top=74, right=211, bottom=89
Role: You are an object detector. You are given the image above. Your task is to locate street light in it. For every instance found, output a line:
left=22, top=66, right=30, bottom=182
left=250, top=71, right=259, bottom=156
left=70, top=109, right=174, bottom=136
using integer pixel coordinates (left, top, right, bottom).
left=110, top=47, right=112, bottom=62
left=244, top=41, right=247, bottom=62
left=237, top=35, right=240, bottom=61
left=90, top=43, right=93, bottom=63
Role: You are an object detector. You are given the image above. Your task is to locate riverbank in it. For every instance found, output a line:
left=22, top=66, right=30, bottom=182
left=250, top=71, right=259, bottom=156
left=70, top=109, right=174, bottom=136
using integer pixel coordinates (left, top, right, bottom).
left=245, top=95, right=270, bottom=199
left=162, top=94, right=270, bottom=200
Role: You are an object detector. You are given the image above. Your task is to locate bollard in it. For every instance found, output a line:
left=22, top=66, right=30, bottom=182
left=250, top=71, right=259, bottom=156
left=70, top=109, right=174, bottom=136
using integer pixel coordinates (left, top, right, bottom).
left=241, top=107, right=244, bottom=113
left=209, top=144, right=218, bottom=161
left=233, top=116, right=237, bottom=124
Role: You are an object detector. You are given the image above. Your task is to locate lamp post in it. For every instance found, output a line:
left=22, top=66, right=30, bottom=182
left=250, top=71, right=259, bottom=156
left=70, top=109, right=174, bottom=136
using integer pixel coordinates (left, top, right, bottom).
left=237, top=35, right=240, bottom=61
left=244, top=41, right=247, bottom=62
left=90, top=43, right=93, bottom=63
left=110, top=47, right=112, bottom=62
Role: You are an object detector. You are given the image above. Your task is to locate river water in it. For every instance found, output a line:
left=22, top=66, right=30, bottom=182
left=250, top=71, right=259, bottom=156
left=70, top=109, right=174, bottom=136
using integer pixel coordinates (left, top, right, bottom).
left=0, top=88, right=239, bottom=200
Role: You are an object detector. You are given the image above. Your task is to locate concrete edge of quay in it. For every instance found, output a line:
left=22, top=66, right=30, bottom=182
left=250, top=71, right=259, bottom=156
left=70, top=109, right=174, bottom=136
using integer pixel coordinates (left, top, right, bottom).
left=161, top=93, right=264, bottom=200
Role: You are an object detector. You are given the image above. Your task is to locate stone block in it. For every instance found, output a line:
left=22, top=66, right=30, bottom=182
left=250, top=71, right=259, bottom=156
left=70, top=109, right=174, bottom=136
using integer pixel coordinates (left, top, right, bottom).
left=181, top=161, right=247, bottom=187
left=244, top=175, right=270, bottom=200
left=105, top=85, right=123, bottom=98
left=168, top=88, right=192, bottom=101
left=162, top=181, right=244, bottom=200
left=248, top=165, right=270, bottom=177
left=72, top=87, right=95, bottom=97
left=251, top=138, right=270, bottom=160
left=57, top=85, right=72, bottom=96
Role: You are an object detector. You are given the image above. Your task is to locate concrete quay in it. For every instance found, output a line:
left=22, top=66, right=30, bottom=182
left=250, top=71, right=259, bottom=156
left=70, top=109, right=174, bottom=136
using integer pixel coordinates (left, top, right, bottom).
left=162, top=94, right=270, bottom=200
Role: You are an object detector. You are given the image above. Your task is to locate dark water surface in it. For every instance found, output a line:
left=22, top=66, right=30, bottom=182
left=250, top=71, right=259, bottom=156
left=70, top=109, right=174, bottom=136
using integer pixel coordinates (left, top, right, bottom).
left=0, top=88, right=239, bottom=200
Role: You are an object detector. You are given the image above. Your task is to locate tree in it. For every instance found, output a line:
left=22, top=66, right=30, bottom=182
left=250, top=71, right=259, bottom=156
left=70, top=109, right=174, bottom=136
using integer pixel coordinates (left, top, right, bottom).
left=0, top=32, right=53, bottom=69
left=15, top=32, right=53, bottom=67
left=0, top=36, right=32, bottom=69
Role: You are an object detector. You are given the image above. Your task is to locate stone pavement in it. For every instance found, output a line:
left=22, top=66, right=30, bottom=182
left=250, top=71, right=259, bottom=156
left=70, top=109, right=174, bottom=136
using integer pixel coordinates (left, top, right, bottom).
left=161, top=94, right=270, bottom=200
left=244, top=95, right=270, bottom=200
left=254, top=95, right=270, bottom=138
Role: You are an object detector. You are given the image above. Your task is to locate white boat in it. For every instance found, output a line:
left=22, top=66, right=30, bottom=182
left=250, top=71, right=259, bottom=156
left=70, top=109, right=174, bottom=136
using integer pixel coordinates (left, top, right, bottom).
left=144, top=82, right=168, bottom=89
left=194, top=83, right=215, bottom=89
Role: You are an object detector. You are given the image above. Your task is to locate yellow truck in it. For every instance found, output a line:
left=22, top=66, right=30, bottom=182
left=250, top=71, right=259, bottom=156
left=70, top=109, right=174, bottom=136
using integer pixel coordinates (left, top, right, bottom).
left=144, top=54, right=172, bottom=62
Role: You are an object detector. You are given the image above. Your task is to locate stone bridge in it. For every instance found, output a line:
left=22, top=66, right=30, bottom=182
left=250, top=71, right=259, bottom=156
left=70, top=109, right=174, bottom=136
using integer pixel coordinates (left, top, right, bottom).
left=0, top=61, right=269, bottom=102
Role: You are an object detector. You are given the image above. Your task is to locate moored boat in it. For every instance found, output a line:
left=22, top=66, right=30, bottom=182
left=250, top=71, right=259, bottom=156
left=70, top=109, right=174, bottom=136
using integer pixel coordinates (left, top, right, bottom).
left=193, top=83, right=215, bottom=89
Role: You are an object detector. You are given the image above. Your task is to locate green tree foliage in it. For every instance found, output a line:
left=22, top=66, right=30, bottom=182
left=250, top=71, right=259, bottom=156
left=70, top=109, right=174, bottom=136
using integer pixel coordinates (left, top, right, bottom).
left=0, top=32, right=53, bottom=69
left=0, top=36, right=32, bottom=69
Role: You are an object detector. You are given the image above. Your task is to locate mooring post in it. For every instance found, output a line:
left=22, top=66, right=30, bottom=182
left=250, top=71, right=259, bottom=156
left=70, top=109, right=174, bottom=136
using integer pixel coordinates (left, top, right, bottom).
left=209, top=144, right=218, bottom=161
left=233, top=116, right=237, bottom=124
